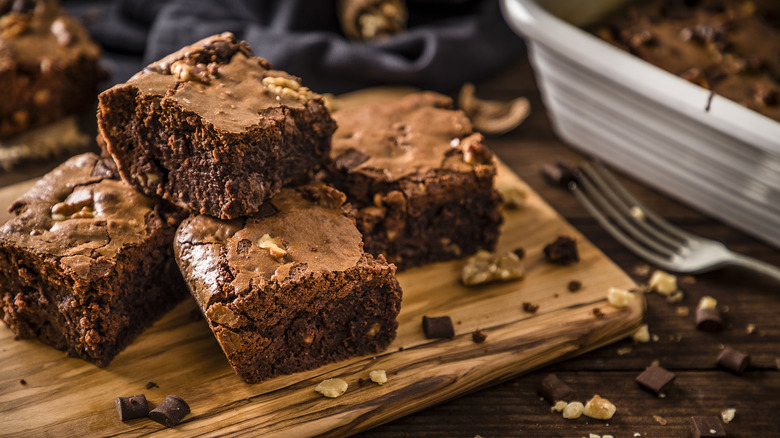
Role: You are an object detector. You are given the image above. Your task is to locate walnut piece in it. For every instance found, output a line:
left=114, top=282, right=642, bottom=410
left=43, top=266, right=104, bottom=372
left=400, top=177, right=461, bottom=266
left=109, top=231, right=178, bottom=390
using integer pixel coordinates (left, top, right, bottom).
left=562, top=401, right=584, bottom=419
left=460, top=250, right=525, bottom=286
left=257, top=233, right=287, bottom=259
left=551, top=400, right=567, bottom=413
left=458, top=83, right=531, bottom=135
left=51, top=198, right=95, bottom=221
left=262, top=76, right=313, bottom=101
left=721, top=408, right=736, bottom=423
left=499, top=186, right=527, bottom=209
left=583, top=395, right=616, bottom=420
left=697, top=295, right=718, bottom=310
left=369, top=369, right=387, bottom=385
left=315, top=378, right=348, bottom=398
left=648, top=270, right=677, bottom=296
left=632, top=323, right=650, bottom=343
left=607, top=287, right=635, bottom=309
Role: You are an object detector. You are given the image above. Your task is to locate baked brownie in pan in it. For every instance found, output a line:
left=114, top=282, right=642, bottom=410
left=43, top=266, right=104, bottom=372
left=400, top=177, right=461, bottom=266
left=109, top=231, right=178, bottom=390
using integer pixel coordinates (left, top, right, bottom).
left=175, top=183, right=402, bottom=383
left=97, top=32, right=336, bottom=220
left=326, top=92, right=503, bottom=270
left=0, top=153, right=188, bottom=367
left=0, top=0, right=103, bottom=139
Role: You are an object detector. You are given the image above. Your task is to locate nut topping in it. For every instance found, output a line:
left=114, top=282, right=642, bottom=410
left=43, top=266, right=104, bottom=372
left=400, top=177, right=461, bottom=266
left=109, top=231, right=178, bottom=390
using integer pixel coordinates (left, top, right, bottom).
left=257, top=233, right=287, bottom=259
left=461, top=250, right=524, bottom=286
left=51, top=198, right=95, bottom=221
left=262, top=76, right=313, bottom=101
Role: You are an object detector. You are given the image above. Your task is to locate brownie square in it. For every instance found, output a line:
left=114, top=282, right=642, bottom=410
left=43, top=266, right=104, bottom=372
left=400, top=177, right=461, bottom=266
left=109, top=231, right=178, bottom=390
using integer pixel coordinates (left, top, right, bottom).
left=0, top=0, right=103, bottom=138
left=175, top=183, right=403, bottom=383
left=326, top=92, right=503, bottom=270
left=0, top=153, right=189, bottom=367
left=97, top=32, right=336, bottom=220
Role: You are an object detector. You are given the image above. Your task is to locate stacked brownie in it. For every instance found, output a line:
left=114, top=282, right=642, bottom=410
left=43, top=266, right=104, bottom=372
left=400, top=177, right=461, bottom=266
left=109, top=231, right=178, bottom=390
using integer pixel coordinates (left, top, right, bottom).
left=0, top=0, right=103, bottom=139
left=97, top=33, right=403, bottom=382
left=325, top=92, right=503, bottom=270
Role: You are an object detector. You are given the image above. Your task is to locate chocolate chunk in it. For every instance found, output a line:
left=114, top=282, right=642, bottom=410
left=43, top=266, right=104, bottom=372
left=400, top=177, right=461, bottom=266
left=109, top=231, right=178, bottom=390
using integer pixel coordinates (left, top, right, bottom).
left=472, top=329, right=487, bottom=343
left=567, top=280, right=582, bottom=292
left=522, top=302, right=539, bottom=313
left=717, top=347, right=750, bottom=374
left=544, top=236, right=579, bottom=265
left=19, top=378, right=26, bottom=385
left=696, top=308, right=723, bottom=332
left=689, top=416, right=726, bottom=437
left=149, top=395, right=190, bottom=427
left=146, top=381, right=159, bottom=390
left=115, top=394, right=149, bottom=422
left=422, top=316, right=455, bottom=339
left=538, top=373, right=575, bottom=404
left=635, top=365, right=676, bottom=395
left=541, top=162, right=576, bottom=189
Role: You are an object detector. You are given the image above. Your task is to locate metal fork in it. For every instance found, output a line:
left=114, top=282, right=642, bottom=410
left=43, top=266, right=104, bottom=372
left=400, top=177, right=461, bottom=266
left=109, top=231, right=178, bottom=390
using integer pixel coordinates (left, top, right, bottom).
left=569, top=161, right=780, bottom=282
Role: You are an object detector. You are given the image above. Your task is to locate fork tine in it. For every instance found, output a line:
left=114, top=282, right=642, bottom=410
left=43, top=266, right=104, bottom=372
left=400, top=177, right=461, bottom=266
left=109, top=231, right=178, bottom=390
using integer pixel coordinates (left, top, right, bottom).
left=570, top=180, right=675, bottom=270
left=577, top=169, right=679, bottom=257
left=581, top=162, right=686, bottom=251
left=588, top=161, right=696, bottom=243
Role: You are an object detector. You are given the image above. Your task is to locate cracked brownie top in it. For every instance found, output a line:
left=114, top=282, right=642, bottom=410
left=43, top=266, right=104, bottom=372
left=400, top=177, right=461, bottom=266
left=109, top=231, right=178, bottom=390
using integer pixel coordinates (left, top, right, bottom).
left=1, top=153, right=171, bottom=280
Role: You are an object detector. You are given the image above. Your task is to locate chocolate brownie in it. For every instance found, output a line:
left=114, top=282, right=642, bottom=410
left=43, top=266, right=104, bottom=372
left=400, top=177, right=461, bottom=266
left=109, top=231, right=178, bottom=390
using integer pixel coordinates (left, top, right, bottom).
left=592, top=0, right=780, bottom=122
left=0, top=0, right=103, bottom=138
left=174, top=183, right=403, bottom=383
left=0, top=153, right=188, bottom=367
left=325, top=92, right=503, bottom=270
left=97, top=32, right=336, bottom=220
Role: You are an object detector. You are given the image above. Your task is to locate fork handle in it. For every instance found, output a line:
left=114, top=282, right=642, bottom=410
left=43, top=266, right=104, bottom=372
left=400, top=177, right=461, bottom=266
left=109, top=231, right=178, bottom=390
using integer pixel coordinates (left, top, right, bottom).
left=729, top=253, right=780, bottom=283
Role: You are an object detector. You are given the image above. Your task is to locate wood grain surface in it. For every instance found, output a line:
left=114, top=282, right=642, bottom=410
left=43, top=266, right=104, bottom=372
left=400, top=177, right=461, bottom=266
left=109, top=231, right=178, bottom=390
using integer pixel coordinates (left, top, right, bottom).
left=0, top=161, right=643, bottom=436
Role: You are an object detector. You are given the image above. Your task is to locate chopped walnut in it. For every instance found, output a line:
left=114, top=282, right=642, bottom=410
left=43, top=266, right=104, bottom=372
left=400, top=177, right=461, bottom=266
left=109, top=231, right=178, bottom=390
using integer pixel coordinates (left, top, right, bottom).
left=460, top=250, right=524, bottom=286
left=562, top=401, right=584, bottom=419
left=583, top=395, right=616, bottom=420
left=721, top=408, right=736, bottom=423
left=697, top=295, right=718, bottom=310
left=499, top=186, right=527, bottom=209
left=257, top=234, right=287, bottom=259
left=459, top=134, right=493, bottom=166
left=369, top=369, right=387, bottom=385
left=0, top=13, right=30, bottom=39
left=552, top=400, right=567, bottom=412
left=607, top=287, right=635, bottom=308
left=632, top=324, right=650, bottom=343
left=648, top=270, right=677, bottom=296
left=262, top=76, right=313, bottom=101
left=51, top=198, right=95, bottom=221
left=315, top=378, right=348, bottom=398
left=458, top=83, right=531, bottom=135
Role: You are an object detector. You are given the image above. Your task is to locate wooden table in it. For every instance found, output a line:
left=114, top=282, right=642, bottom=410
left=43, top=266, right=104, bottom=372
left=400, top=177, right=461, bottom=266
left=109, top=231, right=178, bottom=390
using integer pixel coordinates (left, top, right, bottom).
left=1, top=58, right=778, bottom=437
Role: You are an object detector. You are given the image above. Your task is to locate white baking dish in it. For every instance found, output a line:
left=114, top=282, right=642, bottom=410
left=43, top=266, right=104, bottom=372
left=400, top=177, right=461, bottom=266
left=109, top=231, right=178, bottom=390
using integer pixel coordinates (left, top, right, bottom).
left=501, top=0, right=780, bottom=248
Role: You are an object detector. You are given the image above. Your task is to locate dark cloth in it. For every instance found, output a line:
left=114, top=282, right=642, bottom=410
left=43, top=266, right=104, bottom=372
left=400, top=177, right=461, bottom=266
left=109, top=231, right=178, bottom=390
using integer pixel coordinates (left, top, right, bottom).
left=66, top=0, right=526, bottom=94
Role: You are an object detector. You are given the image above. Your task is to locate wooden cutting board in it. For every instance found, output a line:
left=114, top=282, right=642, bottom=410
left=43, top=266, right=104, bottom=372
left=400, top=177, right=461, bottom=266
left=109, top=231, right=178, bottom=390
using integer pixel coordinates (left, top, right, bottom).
left=0, top=161, right=643, bottom=437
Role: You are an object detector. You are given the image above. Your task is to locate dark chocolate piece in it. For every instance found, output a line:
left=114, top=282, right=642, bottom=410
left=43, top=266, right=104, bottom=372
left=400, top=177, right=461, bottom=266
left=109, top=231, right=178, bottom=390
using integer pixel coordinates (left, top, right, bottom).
left=696, top=308, right=724, bottom=332
left=541, top=162, right=577, bottom=189
left=146, top=382, right=159, bottom=390
left=174, top=184, right=403, bottom=383
left=568, top=280, right=582, bottom=292
left=717, top=347, right=750, bottom=374
left=115, top=394, right=149, bottom=422
left=422, top=316, right=455, bottom=339
left=0, top=153, right=188, bottom=367
left=635, top=365, right=676, bottom=395
left=98, top=32, right=336, bottom=220
left=472, top=329, right=487, bottom=343
left=538, top=373, right=576, bottom=403
left=326, top=92, right=502, bottom=271
left=689, top=416, right=727, bottom=438
left=544, top=236, right=579, bottom=265
left=149, top=395, right=190, bottom=427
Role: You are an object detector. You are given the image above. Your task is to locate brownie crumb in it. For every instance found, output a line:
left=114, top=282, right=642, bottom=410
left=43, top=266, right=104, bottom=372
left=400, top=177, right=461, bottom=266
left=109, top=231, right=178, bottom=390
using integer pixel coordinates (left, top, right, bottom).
left=19, top=379, right=26, bottom=385
left=522, top=302, right=539, bottom=313
left=592, top=308, right=606, bottom=319
left=513, top=247, right=525, bottom=260
left=567, top=280, right=582, bottom=292
left=146, top=381, right=159, bottom=390
left=544, top=236, right=579, bottom=265
left=472, top=329, right=488, bottom=343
